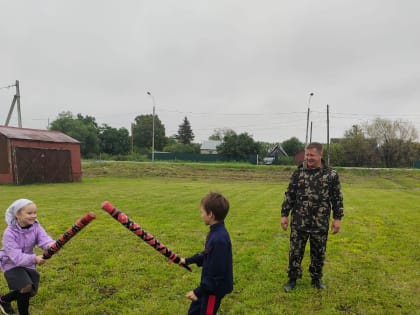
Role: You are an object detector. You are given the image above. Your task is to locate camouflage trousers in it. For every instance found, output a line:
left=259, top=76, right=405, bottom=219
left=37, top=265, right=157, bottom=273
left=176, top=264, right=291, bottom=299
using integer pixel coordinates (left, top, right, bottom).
left=287, top=227, right=328, bottom=280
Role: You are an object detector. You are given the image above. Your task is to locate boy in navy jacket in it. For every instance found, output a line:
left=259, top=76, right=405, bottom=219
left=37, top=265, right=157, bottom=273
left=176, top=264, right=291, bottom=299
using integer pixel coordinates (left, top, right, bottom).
left=180, top=192, right=233, bottom=315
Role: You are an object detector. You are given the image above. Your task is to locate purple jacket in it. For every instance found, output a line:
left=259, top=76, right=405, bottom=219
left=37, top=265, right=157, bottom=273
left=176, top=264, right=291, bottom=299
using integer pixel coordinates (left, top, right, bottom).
left=0, top=221, right=54, bottom=272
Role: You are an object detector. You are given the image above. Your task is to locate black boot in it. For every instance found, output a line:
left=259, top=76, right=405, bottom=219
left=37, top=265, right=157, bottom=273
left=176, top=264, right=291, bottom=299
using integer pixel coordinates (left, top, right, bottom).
left=311, top=278, right=326, bottom=290
left=284, top=278, right=297, bottom=292
left=16, top=293, right=30, bottom=315
left=0, top=291, right=17, bottom=314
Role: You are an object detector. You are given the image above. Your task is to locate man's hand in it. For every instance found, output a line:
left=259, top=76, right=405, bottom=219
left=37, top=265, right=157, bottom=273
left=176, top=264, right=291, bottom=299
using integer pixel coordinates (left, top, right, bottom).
left=280, top=216, right=289, bottom=231
left=186, top=290, right=198, bottom=301
left=331, top=219, right=341, bottom=234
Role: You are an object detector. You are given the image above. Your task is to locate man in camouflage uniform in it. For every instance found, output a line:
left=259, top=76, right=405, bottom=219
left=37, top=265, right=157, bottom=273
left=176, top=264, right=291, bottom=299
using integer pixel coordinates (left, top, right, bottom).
left=280, top=142, right=343, bottom=291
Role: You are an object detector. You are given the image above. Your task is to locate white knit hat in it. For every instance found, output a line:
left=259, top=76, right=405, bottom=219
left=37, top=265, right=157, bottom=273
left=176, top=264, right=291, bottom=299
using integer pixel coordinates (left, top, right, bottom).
left=5, top=199, right=34, bottom=225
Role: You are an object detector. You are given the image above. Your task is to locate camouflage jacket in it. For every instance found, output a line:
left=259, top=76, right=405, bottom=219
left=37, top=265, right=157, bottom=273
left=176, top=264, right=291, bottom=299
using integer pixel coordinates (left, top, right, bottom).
left=281, top=161, right=344, bottom=232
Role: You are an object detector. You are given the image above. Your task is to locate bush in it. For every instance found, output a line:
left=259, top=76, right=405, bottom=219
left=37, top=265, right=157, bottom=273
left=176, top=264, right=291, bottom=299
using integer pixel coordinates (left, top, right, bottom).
left=274, top=156, right=295, bottom=165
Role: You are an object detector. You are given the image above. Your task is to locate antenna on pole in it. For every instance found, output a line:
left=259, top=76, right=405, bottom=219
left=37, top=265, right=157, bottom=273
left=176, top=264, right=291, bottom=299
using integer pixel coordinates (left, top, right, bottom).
left=5, top=80, right=22, bottom=127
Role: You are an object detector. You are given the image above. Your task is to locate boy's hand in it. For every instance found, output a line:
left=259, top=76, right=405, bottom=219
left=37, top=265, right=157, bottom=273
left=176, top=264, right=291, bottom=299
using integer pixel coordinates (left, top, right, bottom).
left=179, top=257, right=186, bottom=265
left=186, top=290, right=198, bottom=301
left=280, top=216, right=289, bottom=231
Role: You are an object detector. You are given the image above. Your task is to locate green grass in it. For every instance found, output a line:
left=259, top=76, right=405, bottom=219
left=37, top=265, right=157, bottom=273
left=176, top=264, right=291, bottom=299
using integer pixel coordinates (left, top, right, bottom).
left=0, top=162, right=419, bottom=314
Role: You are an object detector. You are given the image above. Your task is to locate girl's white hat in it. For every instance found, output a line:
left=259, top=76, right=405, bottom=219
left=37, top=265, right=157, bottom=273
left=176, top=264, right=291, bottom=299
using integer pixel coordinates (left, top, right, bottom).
left=5, top=199, right=34, bottom=225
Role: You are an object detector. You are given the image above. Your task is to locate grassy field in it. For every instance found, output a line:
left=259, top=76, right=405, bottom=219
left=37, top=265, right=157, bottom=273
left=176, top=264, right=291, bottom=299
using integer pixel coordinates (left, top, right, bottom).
left=0, top=162, right=419, bottom=315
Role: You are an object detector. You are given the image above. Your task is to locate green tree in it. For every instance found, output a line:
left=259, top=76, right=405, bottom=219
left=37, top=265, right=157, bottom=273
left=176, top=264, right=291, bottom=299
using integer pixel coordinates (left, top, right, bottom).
left=282, top=137, right=304, bottom=156
left=209, top=128, right=236, bottom=140
left=49, top=111, right=100, bottom=158
left=340, top=125, right=379, bottom=167
left=132, top=114, right=166, bottom=152
left=328, top=143, right=345, bottom=166
left=258, top=142, right=274, bottom=158
left=98, top=124, right=130, bottom=155
left=175, top=116, right=194, bottom=144
left=364, top=118, right=418, bottom=167
left=218, top=132, right=261, bottom=161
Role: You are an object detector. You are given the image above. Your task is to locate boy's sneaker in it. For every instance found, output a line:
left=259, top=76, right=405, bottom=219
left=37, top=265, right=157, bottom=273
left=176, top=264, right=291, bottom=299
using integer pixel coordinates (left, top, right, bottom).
left=0, top=299, right=15, bottom=315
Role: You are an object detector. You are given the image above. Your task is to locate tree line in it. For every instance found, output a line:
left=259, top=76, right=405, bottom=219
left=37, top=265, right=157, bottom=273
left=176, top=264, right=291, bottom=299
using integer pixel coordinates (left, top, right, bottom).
left=329, top=118, right=420, bottom=168
left=49, top=111, right=419, bottom=168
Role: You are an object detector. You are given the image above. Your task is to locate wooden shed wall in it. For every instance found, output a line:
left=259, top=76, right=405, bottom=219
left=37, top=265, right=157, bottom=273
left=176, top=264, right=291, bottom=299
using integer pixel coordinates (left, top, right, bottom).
left=0, top=137, right=81, bottom=184
left=0, top=136, right=12, bottom=183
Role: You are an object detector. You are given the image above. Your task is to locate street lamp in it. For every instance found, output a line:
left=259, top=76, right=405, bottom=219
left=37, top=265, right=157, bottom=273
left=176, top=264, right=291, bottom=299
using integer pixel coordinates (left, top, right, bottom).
left=147, top=91, right=156, bottom=162
left=305, top=92, right=314, bottom=146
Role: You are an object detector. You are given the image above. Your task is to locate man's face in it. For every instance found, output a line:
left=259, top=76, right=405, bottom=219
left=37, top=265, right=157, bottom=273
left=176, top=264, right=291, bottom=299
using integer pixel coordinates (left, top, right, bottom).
left=305, top=148, right=322, bottom=169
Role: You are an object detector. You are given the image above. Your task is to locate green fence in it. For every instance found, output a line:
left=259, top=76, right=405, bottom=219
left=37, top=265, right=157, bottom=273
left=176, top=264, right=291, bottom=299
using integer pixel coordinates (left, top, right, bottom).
left=148, top=152, right=258, bottom=164
left=414, top=160, right=420, bottom=169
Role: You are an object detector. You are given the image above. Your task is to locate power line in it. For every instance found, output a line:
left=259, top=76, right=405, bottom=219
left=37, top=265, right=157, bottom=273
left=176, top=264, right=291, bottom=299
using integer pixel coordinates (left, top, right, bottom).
left=157, top=107, right=306, bottom=117
left=0, top=83, right=16, bottom=90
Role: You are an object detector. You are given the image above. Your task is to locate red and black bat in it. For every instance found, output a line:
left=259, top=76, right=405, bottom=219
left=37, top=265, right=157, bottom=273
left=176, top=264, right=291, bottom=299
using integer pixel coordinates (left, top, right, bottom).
left=101, top=201, right=191, bottom=272
left=43, top=212, right=96, bottom=259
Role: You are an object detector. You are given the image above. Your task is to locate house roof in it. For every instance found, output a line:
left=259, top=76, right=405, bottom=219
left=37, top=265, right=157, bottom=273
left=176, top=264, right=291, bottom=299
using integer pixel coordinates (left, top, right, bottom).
left=0, top=126, right=79, bottom=143
left=269, top=145, right=288, bottom=157
left=201, top=140, right=222, bottom=150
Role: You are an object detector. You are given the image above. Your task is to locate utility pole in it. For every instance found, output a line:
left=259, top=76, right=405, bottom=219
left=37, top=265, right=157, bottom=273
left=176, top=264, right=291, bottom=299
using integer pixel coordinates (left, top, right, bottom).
left=305, top=92, right=314, bottom=147
left=310, top=121, right=313, bottom=143
left=5, top=80, right=22, bottom=127
left=326, top=104, right=330, bottom=166
left=147, top=91, right=156, bottom=162
left=131, top=123, right=134, bottom=154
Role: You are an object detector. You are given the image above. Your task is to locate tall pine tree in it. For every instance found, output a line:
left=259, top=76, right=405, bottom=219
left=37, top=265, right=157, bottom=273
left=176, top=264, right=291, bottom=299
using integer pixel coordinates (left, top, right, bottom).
left=176, top=116, right=194, bottom=144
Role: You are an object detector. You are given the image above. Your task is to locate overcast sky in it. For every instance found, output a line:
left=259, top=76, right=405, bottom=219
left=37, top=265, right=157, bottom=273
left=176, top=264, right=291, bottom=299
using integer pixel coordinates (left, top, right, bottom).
left=1, top=1, right=419, bottom=144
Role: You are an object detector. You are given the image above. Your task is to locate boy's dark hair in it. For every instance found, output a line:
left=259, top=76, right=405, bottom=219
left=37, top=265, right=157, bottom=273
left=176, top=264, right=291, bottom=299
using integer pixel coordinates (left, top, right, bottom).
left=306, top=142, right=323, bottom=154
left=201, top=192, right=230, bottom=221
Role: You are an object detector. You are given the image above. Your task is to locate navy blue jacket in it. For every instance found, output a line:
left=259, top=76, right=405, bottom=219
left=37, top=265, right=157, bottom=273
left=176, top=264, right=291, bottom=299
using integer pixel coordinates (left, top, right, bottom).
left=186, top=222, right=233, bottom=297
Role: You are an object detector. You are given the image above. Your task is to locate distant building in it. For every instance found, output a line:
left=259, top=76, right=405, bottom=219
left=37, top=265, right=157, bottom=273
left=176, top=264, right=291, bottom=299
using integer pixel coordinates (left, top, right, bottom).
left=268, top=145, right=288, bottom=158
left=200, top=140, right=222, bottom=154
left=0, top=126, right=81, bottom=185
left=263, top=145, right=288, bottom=164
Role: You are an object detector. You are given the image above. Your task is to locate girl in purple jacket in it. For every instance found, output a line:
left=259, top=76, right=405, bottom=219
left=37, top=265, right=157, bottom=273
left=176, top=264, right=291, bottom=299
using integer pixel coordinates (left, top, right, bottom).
left=0, top=199, right=54, bottom=315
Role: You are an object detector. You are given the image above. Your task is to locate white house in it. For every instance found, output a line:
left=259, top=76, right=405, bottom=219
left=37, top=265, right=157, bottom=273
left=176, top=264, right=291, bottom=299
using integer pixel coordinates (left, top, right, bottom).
left=200, top=140, right=222, bottom=154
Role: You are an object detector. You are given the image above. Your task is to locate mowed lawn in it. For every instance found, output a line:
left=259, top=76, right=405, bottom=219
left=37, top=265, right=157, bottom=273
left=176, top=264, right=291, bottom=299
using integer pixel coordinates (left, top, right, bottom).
left=0, top=162, right=419, bottom=315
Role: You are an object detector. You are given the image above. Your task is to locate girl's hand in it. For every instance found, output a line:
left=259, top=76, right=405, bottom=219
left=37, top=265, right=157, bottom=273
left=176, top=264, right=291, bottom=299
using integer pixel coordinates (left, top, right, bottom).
left=35, top=255, right=46, bottom=265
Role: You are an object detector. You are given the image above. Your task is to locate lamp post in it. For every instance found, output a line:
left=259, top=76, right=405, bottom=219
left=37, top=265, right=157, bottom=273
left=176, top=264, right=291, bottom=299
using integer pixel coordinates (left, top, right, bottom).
left=305, top=92, right=314, bottom=147
left=147, top=91, right=156, bottom=162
